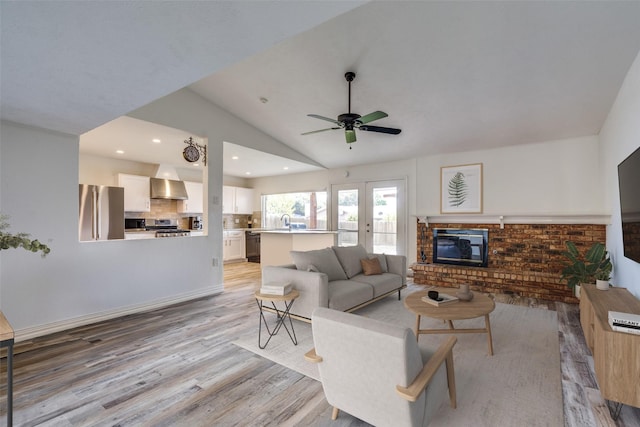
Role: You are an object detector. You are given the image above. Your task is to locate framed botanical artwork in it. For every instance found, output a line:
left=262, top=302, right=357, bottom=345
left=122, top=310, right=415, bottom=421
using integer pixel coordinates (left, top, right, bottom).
left=440, top=163, right=483, bottom=214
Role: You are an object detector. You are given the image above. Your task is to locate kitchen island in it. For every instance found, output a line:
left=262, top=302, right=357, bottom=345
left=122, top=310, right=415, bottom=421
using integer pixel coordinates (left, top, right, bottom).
left=258, top=230, right=338, bottom=266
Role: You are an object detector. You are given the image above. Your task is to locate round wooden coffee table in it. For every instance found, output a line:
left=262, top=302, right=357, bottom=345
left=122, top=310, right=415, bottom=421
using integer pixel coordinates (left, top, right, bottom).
left=404, top=288, right=496, bottom=355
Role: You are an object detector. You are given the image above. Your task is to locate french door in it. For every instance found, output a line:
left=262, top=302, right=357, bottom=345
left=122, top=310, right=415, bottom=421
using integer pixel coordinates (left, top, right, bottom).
left=331, top=179, right=406, bottom=255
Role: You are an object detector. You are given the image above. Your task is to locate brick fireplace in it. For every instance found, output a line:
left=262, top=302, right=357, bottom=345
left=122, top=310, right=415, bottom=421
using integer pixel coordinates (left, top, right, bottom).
left=411, top=222, right=606, bottom=303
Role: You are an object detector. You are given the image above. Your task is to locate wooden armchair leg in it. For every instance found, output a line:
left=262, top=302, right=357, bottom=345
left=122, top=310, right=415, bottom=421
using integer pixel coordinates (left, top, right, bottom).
left=446, top=352, right=456, bottom=408
left=332, top=407, right=340, bottom=420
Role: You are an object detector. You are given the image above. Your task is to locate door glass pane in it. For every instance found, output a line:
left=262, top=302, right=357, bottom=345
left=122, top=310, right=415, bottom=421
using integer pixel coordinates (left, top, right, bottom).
left=371, top=186, right=397, bottom=254
left=337, top=189, right=358, bottom=246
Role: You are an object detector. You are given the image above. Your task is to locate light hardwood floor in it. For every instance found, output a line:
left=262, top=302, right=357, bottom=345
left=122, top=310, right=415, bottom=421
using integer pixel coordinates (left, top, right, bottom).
left=1, top=262, right=638, bottom=426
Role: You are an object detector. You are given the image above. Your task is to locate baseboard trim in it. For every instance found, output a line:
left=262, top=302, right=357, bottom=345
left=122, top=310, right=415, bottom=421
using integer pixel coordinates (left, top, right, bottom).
left=15, top=286, right=224, bottom=342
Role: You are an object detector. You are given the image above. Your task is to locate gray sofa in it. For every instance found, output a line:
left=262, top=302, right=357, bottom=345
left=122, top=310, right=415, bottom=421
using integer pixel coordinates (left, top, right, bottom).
left=261, top=245, right=406, bottom=321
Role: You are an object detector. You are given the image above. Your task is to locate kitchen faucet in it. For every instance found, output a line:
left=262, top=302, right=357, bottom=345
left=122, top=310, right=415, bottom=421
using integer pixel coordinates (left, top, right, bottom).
left=280, top=213, right=291, bottom=231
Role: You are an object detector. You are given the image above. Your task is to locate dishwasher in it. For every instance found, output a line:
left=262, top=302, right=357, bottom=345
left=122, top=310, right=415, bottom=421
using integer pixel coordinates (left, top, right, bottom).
left=245, top=231, right=261, bottom=263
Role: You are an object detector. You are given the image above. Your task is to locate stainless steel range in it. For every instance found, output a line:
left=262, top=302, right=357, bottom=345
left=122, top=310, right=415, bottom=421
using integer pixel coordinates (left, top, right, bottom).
left=146, top=219, right=191, bottom=238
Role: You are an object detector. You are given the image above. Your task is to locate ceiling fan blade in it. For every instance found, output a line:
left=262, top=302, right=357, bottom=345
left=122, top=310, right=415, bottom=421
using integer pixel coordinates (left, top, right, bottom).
left=358, top=111, right=388, bottom=124
left=301, top=127, right=340, bottom=136
left=308, top=114, right=341, bottom=126
left=359, top=125, right=402, bottom=135
left=345, top=129, right=357, bottom=144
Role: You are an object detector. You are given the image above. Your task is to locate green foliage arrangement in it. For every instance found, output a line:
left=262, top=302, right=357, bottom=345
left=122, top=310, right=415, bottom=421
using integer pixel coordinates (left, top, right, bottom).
left=0, top=214, right=51, bottom=256
left=448, top=172, right=468, bottom=207
left=560, top=241, right=611, bottom=289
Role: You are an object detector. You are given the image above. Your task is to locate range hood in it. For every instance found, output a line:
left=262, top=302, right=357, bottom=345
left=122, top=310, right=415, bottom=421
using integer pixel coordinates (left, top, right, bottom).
left=150, top=165, right=188, bottom=200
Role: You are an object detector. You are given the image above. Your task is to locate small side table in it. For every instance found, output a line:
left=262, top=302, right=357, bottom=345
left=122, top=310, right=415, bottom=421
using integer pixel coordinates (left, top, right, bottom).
left=255, top=289, right=299, bottom=349
left=0, top=311, right=14, bottom=427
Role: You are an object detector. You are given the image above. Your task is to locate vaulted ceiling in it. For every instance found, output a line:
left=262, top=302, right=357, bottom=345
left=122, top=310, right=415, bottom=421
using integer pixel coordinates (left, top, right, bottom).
left=3, top=2, right=640, bottom=176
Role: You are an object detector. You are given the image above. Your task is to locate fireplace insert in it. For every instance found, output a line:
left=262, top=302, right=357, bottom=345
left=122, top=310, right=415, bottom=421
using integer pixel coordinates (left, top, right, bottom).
left=433, top=228, right=488, bottom=267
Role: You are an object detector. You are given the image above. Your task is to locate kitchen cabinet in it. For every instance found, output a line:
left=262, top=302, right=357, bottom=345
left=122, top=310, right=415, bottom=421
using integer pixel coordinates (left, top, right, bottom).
left=118, top=174, right=150, bottom=212
left=178, top=181, right=204, bottom=214
left=222, top=186, right=254, bottom=214
left=223, top=230, right=246, bottom=262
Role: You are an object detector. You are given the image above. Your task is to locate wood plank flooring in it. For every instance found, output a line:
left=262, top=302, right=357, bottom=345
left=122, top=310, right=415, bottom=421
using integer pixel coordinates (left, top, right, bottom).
left=0, top=262, right=638, bottom=426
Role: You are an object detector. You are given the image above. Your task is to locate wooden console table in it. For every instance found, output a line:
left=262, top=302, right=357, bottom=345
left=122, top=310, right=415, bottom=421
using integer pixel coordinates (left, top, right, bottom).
left=579, top=284, right=640, bottom=417
left=0, top=311, right=14, bottom=426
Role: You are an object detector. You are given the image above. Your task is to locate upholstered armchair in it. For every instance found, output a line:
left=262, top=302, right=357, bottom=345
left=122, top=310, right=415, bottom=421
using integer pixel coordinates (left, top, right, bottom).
left=305, top=307, right=456, bottom=426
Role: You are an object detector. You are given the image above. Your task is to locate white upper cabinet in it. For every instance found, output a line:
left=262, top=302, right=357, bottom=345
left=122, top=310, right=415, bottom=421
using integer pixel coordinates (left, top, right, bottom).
left=222, top=186, right=234, bottom=214
left=178, top=181, right=204, bottom=214
left=118, top=173, right=150, bottom=212
left=222, top=186, right=254, bottom=214
left=234, top=187, right=254, bottom=214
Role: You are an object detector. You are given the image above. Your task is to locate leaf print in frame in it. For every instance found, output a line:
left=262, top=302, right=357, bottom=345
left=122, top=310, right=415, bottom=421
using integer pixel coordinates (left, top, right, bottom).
left=441, top=164, right=482, bottom=213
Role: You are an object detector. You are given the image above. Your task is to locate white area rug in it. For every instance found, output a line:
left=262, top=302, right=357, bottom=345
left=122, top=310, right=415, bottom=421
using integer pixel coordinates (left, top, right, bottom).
left=234, top=292, right=563, bottom=427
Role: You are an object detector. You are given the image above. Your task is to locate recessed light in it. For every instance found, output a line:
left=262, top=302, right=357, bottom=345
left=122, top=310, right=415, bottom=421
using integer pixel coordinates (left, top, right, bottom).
left=116, top=150, right=124, bottom=154
left=245, top=172, right=251, bottom=175
left=283, top=166, right=289, bottom=170
left=232, top=156, right=239, bottom=160
left=152, top=139, right=161, bottom=143
left=193, top=163, right=199, bottom=167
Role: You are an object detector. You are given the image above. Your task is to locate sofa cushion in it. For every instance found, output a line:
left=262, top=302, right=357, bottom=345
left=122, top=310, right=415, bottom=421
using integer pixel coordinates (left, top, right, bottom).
left=368, top=253, right=388, bottom=273
left=328, top=280, right=374, bottom=311
left=290, top=247, right=347, bottom=281
left=351, top=273, right=403, bottom=297
left=361, top=257, right=383, bottom=275
left=332, top=244, right=369, bottom=278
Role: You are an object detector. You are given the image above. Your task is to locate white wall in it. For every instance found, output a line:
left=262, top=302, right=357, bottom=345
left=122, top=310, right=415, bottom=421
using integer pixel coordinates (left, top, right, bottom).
left=79, top=153, right=203, bottom=186
left=0, top=85, right=324, bottom=336
left=416, top=135, right=604, bottom=215
left=0, top=121, right=222, bottom=335
left=251, top=136, right=607, bottom=265
left=600, top=51, right=640, bottom=298
left=79, top=154, right=157, bottom=186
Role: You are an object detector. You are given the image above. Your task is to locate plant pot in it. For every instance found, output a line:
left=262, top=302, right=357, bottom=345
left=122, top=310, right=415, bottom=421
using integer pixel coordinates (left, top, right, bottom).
left=574, top=284, right=581, bottom=299
left=596, top=280, right=609, bottom=291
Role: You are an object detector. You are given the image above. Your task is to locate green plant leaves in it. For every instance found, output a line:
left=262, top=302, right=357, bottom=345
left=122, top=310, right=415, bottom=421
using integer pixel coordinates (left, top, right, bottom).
left=560, top=241, right=611, bottom=288
left=0, top=214, right=51, bottom=257
left=448, top=172, right=468, bottom=207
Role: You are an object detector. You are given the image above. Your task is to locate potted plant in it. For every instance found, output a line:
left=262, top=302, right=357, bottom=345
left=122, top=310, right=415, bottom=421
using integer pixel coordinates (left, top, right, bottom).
left=0, top=214, right=51, bottom=256
left=560, top=241, right=610, bottom=298
left=594, top=252, right=612, bottom=291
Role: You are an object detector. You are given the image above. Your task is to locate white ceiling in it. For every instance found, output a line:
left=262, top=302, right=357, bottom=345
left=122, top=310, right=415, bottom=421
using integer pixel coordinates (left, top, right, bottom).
left=189, top=1, right=640, bottom=169
left=3, top=2, right=640, bottom=176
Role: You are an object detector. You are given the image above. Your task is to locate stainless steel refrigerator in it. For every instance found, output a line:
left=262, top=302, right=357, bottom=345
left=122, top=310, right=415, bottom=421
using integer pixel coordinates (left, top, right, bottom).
left=79, top=184, right=125, bottom=241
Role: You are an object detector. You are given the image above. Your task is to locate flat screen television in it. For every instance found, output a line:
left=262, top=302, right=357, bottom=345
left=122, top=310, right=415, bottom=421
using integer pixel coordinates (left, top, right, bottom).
left=618, top=145, right=640, bottom=264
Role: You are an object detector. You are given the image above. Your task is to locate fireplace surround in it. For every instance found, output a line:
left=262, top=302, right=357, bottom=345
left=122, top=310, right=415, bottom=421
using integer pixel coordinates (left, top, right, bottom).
left=413, top=222, right=606, bottom=303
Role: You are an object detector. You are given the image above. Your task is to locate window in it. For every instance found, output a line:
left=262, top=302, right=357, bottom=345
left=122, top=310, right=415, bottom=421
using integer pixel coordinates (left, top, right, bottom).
left=262, top=191, right=327, bottom=230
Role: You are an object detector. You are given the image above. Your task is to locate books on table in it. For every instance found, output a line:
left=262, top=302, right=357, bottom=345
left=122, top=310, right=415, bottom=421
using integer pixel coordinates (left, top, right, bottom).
left=260, top=282, right=293, bottom=296
left=608, top=311, right=640, bottom=335
left=421, top=293, right=459, bottom=306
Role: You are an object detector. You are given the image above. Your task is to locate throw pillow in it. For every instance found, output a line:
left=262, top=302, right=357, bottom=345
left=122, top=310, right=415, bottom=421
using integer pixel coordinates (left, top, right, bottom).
left=290, top=247, right=348, bottom=281
left=332, top=244, right=369, bottom=278
left=361, top=257, right=383, bottom=275
left=368, top=253, right=388, bottom=272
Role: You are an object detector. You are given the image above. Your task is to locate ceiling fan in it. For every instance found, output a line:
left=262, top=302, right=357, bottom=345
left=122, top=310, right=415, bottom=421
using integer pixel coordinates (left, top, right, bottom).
left=302, top=72, right=401, bottom=148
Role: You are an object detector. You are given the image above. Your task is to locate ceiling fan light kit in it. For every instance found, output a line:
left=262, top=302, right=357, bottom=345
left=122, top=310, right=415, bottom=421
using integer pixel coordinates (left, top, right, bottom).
left=302, top=72, right=401, bottom=148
